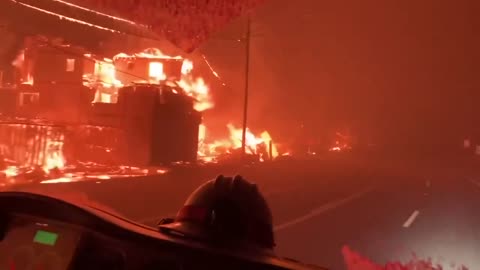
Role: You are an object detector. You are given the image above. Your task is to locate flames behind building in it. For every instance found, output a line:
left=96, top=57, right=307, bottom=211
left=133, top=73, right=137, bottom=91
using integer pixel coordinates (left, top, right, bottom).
left=0, top=37, right=281, bottom=174
left=0, top=38, right=202, bottom=169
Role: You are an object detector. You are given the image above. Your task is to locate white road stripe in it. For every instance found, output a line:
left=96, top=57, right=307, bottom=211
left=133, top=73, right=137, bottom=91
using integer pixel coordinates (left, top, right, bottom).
left=403, top=210, right=420, bottom=228
left=274, top=187, right=374, bottom=232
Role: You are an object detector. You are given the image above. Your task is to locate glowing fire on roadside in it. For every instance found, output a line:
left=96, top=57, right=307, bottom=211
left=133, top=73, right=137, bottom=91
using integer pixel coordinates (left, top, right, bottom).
left=198, top=124, right=279, bottom=162
left=329, top=140, right=351, bottom=152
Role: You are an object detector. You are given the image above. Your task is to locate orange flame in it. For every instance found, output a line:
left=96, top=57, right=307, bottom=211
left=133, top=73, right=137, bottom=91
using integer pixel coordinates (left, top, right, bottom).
left=42, top=135, right=66, bottom=173
left=80, top=48, right=283, bottom=163
left=86, top=48, right=212, bottom=112
left=198, top=124, right=279, bottom=161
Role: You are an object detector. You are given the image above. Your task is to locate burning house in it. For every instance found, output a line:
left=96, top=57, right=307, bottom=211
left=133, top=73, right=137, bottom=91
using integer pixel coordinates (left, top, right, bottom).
left=0, top=39, right=202, bottom=169
left=0, top=0, right=283, bottom=183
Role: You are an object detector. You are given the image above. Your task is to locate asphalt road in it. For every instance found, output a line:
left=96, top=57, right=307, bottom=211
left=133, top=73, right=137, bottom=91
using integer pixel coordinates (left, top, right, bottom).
left=8, top=157, right=480, bottom=269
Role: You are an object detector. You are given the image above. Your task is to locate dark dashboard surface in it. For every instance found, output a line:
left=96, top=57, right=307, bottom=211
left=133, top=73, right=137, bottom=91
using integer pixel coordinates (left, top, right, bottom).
left=0, top=192, right=325, bottom=270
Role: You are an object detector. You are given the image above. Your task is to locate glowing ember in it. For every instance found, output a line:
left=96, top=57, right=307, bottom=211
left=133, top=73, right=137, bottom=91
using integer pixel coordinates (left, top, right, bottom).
left=41, top=176, right=74, bottom=184
left=37, top=165, right=169, bottom=185
left=84, top=175, right=106, bottom=180
left=330, top=146, right=342, bottom=152
left=156, top=169, right=168, bottom=174
left=3, top=166, right=19, bottom=177
left=329, top=140, right=351, bottom=152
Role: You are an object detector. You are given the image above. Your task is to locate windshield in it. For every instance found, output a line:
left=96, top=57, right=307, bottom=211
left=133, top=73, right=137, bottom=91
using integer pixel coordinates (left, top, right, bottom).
left=0, top=0, right=478, bottom=269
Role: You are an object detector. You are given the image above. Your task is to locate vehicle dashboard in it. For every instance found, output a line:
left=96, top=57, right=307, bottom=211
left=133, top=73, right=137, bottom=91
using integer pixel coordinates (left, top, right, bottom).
left=0, top=192, right=324, bottom=270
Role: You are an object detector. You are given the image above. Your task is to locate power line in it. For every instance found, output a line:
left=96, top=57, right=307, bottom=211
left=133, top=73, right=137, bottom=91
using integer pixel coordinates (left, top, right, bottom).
left=241, top=16, right=251, bottom=156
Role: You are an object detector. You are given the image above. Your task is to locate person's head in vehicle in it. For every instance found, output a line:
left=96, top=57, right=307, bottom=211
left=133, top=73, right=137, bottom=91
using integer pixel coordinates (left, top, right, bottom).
left=159, top=175, right=275, bottom=252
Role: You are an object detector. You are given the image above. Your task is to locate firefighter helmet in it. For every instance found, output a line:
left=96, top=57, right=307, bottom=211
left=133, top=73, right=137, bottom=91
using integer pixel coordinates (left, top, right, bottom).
left=158, top=175, right=275, bottom=250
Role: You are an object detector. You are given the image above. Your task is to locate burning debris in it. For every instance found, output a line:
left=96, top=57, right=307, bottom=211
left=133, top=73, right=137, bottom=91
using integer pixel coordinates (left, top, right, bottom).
left=197, top=124, right=279, bottom=163
left=0, top=158, right=170, bottom=188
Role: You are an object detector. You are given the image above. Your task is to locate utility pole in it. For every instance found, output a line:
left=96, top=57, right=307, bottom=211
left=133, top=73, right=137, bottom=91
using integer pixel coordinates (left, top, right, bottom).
left=241, top=15, right=251, bottom=156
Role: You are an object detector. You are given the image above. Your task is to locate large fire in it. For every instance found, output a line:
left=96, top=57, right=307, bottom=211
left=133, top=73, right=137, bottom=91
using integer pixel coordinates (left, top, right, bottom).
left=0, top=47, right=283, bottom=187
left=84, top=48, right=213, bottom=112
left=0, top=45, right=284, bottom=189
left=83, top=48, right=280, bottom=162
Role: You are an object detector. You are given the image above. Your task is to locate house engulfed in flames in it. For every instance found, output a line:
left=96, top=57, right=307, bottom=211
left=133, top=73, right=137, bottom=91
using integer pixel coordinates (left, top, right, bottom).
left=0, top=38, right=279, bottom=175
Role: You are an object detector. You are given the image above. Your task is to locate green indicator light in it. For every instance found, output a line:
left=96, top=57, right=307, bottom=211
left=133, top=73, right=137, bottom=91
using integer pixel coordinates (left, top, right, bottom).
left=33, top=230, right=58, bottom=246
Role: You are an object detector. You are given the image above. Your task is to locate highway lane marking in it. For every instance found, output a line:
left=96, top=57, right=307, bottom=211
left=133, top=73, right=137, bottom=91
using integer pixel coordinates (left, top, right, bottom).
left=402, top=210, right=420, bottom=228
left=274, top=187, right=374, bottom=232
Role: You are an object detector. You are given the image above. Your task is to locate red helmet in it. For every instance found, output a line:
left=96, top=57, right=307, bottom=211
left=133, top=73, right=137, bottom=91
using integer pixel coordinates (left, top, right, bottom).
left=158, top=175, right=275, bottom=250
